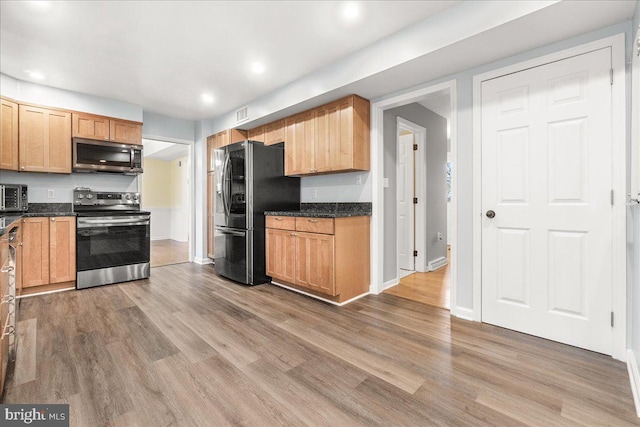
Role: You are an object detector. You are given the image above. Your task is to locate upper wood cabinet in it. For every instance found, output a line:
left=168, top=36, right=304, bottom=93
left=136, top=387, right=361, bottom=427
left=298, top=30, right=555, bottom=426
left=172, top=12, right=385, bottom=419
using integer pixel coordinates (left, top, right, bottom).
left=285, top=110, right=315, bottom=175
left=284, top=95, right=370, bottom=176
left=19, top=105, right=71, bottom=174
left=206, top=134, right=216, bottom=172
left=247, top=125, right=265, bottom=143
left=0, top=99, right=19, bottom=171
left=22, top=216, right=75, bottom=288
left=72, top=113, right=141, bottom=145
left=213, top=129, right=247, bottom=149
left=72, top=112, right=109, bottom=141
left=264, top=119, right=285, bottom=146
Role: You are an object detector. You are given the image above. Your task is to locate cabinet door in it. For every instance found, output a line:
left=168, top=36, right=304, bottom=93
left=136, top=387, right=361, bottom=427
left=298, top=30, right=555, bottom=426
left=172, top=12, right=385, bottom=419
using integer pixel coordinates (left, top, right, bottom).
left=0, top=99, right=19, bottom=171
left=295, top=232, right=335, bottom=295
left=315, top=97, right=353, bottom=173
left=49, top=217, right=76, bottom=284
left=72, top=113, right=109, bottom=141
left=264, top=119, right=285, bottom=146
left=21, top=218, right=50, bottom=288
left=216, top=131, right=229, bottom=148
left=206, top=135, right=216, bottom=172
left=248, top=126, right=265, bottom=143
left=207, top=172, right=215, bottom=258
left=284, top=111, right=314, bottom=175
left=266, top=228, right=296, bottom=283
left=109, top=120, right=142, bottom=145
left=19, top=105, right=71, bottom=173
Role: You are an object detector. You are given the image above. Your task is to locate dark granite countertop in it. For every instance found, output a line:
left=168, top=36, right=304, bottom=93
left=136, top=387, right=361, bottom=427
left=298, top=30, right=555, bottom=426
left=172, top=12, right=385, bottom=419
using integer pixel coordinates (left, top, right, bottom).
left=1, top=203, right=77, bottom=236
left=265, top=202, right=371, bottom=218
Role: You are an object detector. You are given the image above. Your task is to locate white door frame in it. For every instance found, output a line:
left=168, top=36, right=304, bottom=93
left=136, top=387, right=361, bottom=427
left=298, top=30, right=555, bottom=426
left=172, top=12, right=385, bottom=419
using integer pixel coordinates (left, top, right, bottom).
left=396, top=117, right=427, bottom=275
left=370, top=79, right=458, bottom=314
left=472, top=33, right=626, bottom=360
left=139, top=135, right=196, bottom=264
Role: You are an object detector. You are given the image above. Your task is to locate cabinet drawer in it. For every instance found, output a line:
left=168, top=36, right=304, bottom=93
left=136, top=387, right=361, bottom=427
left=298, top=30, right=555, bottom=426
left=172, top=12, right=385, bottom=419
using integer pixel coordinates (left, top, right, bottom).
left=295, top=217, right=334, bottom=234
left=266, top=216, right=296, bottom=230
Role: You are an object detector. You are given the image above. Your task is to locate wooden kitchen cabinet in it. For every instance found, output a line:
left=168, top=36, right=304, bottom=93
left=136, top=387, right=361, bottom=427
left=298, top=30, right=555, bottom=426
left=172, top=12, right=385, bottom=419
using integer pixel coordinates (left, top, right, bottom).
left=19, top=105, right=72, bottom=173
left=0, top=98, right=19, bottom=171
left=264, top=119, right=285, bottom=146
left=22, top=216, right=75, bottom=288
left=109, top=119, right=142, bottom=145
left=284, top=95, right=370, bottom=176
left=207, top=134, right=216, bottom=172
left=213, top=129, right=247, bottom=149
left=265, top=215, right=370, bottom=303
left=284, top=110, right=315, bottom=175
left=72, top=112, right=110, bottom=141
left=266, top=228, right=296, bottom=284
left=247, top=125, right=265, bottom=143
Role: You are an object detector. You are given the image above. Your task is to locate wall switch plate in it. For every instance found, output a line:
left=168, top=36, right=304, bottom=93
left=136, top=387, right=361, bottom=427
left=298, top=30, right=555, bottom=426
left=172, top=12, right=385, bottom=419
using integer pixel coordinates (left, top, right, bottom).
left=48, top=189, right=55, bottom=199
left=355, top=174, right=362, bottom=185
left=383, top=178, right=389, bottom=188
left=312, top=189, right=318, bottom=199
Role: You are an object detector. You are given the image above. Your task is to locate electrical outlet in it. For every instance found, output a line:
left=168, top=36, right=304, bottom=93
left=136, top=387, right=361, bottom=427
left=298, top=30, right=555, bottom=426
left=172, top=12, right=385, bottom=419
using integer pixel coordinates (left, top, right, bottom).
left=355, top=174, right=362, bottom=185
left=48, top=189, right=55, bottom=199
left=383, top=178, right=389, bottom=188
left=312, top=189, right=317, bottom=199
left=437, top=232, right=443, bottom=241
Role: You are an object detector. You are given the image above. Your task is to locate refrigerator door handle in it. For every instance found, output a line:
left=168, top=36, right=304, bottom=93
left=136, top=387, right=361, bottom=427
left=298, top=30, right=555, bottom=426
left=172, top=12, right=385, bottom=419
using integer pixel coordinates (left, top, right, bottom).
left=221, top=155, right=231, bottom=218
left=216, top=227, right=246, bottom=237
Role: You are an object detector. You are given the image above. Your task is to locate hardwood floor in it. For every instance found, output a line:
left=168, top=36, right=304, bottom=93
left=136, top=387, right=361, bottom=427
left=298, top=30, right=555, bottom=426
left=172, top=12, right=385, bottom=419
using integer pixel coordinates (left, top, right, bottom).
left=384, top=247, right=450, bottom=309
left=150, top=239, right=189, bottom=267
left=3, top=262, right=638, bottom=426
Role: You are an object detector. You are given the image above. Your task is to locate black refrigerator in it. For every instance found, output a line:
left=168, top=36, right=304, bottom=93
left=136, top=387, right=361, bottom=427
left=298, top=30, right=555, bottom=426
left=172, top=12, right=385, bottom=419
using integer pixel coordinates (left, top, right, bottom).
left=213, top=141, right=300, bottom=285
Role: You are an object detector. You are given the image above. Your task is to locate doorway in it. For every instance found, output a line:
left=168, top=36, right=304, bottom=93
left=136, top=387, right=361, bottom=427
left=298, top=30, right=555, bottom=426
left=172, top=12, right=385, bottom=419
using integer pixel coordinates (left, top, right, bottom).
left=141, top=139, right=192, bottom=268
left=380, top=90, right=453, bottom=310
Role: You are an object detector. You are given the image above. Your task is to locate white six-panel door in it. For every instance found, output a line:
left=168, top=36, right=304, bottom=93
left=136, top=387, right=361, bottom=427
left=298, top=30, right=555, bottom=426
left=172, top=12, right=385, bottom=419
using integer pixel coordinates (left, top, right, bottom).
left=398, top=133, right=415, bottom=272
left=481, top=48, right=613, bottom=354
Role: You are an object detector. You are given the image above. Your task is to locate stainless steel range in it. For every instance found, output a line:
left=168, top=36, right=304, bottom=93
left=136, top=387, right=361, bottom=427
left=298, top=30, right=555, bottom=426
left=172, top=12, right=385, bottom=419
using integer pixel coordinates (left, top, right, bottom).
left=74, top=188, right=150, bottom=289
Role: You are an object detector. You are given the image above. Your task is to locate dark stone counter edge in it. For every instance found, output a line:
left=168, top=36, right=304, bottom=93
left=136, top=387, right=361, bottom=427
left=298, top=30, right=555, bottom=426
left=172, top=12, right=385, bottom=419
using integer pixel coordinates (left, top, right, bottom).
left=264, top=211, right=371, bottom=218
left=1, top=212, right=77, bottom=236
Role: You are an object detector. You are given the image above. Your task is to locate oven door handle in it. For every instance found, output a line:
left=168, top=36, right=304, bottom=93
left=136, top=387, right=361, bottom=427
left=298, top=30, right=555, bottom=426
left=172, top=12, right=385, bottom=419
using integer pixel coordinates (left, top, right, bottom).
left=77, top=216, right=150, bottom=228
left=215, top=227, right=246, bottom=237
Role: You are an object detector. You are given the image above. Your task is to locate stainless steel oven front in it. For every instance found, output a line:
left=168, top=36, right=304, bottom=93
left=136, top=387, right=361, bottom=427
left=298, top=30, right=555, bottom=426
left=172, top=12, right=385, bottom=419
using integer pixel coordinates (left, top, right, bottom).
left=76, top=213, right=150, bottom=289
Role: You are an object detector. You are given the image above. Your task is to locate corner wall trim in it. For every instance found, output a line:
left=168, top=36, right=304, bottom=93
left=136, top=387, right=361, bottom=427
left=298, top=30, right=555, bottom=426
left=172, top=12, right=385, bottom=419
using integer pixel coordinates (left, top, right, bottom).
left=453, top=306, right=475, bottom=321
left=381, top=278, right=399, bottom=293
left=193, top=257, right=213, bottom=265
left=627, top=350, right=640, bottom=417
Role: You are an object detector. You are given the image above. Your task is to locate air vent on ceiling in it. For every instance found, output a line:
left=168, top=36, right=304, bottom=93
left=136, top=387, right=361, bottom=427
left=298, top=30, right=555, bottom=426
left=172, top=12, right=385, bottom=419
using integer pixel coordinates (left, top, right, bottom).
left=236, top=106, right=249, bottom=124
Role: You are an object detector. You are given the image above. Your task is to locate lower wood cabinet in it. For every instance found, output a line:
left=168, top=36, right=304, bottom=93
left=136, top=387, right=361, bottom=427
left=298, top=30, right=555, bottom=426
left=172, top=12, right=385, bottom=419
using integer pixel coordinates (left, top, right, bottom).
left=265, top=215, right=369, bottom=303
left=22, top=216, right=75, bottom=288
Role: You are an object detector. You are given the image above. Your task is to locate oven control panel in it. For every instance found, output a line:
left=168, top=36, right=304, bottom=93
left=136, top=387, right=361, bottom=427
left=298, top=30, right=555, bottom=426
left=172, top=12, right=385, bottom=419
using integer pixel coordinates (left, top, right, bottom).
left=73, top=188, right=140, bottom=207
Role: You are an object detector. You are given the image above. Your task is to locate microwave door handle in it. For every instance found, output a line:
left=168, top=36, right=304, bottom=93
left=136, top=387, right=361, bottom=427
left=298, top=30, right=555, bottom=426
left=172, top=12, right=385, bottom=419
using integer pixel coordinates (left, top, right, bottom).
left=0, top=186, right=5, bottom=211
left=130, top=147, right=135, bottom=170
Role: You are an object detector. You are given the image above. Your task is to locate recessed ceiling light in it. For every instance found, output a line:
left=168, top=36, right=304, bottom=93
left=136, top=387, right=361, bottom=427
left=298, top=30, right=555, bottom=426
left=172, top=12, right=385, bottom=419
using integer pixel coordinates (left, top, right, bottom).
left=342, top=2, right=360, bottom=21
left=201, top=93, right=214, bottom=104
left=251, top=62, right=265, bottom=75
left=24, top=70, right=44, bottom=80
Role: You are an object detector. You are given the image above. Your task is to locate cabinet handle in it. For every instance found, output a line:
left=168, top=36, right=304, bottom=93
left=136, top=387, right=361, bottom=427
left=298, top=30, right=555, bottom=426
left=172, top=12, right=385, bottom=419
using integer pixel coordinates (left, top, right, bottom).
left=290, top=233, right=297, bottom=236
left=0, top=266, right=14, bottom=273
left=307, top=219, right=318, bottom=223
left=51, top=218, right=56, bottom=221
left=274, top=218, right=283, bottom=221
left=3, top=325, right=15, bottom=337
left=20, top=166, right=25, bottom=171
left=1, top=295, right=14, bottom=304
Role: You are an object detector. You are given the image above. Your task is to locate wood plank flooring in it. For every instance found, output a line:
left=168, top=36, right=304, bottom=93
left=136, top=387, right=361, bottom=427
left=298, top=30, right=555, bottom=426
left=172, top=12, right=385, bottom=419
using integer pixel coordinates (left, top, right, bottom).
left=385, top=248, right=450, bottom=309
left=150, top=239, right=189, bottom=267
left=3, top=263, right=638, bottom=426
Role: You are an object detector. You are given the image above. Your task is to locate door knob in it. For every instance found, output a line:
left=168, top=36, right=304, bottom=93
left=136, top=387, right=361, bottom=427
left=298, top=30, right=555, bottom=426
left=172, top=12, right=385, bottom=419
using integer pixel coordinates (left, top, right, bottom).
left=486, top=210, right=496, bottom=219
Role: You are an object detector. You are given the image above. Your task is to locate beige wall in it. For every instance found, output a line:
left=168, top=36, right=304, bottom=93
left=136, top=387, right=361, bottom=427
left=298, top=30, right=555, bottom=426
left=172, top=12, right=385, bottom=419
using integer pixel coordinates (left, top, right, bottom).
left=142, top=158, right=185, bottom=208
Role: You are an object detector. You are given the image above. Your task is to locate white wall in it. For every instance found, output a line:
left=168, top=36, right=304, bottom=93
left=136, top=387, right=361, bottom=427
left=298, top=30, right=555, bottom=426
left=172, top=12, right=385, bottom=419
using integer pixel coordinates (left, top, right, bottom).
left=142, top=111, right=195, bottom=143
left=301, top=172, right=371, bottom=202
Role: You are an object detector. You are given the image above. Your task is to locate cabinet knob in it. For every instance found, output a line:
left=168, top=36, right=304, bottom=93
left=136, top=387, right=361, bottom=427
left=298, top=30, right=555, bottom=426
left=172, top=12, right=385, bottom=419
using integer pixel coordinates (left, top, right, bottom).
left=51, top=218, right=56, bottom=221
left=274, top=218, right=283, bottom=221
left=307, top=219, right=318, bottom=223
left=20, top=166, right=25, bottom=170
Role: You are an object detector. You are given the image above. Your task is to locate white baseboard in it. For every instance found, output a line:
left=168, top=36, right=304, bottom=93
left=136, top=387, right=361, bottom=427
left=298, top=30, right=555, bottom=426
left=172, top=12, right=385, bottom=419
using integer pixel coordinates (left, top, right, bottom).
left=193, top=257, right=213, bottom=265
left=453, top=306, right=475, bottom=321
left=151, top=236, right=170, bottom=241
left=428, top=256, right=448, bottom=271
left=381, top=278, right=399, bottom=292
left=627, top=349, right=640, bottom=417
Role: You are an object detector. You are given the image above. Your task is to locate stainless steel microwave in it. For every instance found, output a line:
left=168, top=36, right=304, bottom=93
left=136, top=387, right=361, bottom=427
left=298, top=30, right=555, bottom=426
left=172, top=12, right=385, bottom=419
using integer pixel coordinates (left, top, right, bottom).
left=72, top=137, right=143, bottom=175
left=0, top=184, right=28, bottom=212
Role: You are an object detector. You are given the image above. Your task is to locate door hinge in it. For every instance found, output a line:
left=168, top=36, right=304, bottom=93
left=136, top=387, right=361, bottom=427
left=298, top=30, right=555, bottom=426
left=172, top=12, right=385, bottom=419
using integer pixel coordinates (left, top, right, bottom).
left=413, top=144, right=418, bottom=151
left=611, top=311, right=614, bottom=327
left=413, top=250, right=418, bottom=257
left=611, top=190, right=614, bottom=206
left=610, top=68, right=613, bottom=85
left=413, top=197, right=418, bottom=204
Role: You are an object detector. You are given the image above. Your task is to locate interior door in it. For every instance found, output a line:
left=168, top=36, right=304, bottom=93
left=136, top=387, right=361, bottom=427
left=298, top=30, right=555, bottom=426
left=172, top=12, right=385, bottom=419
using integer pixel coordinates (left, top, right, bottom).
left=481, top=48, right=613, bottom=354
left=397, top=132, right=415, bottom=272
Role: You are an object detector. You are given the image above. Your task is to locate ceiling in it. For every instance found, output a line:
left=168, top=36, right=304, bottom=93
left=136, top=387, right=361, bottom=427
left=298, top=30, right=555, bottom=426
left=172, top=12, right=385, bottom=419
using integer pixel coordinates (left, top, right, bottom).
left=419, top=90, right=451, bottom=121
left=0, top=1, right=461, bottom=121
left=143, top=139, right=189, bottom=161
